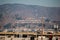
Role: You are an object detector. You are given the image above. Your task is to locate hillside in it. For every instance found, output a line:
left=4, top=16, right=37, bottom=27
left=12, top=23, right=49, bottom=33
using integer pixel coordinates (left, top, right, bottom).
left=0, top=4, right=60, bottom=28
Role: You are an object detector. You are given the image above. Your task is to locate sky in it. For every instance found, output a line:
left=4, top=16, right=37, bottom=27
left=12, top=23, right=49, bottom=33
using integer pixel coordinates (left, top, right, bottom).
left=0, top=0, right=60, bottom=7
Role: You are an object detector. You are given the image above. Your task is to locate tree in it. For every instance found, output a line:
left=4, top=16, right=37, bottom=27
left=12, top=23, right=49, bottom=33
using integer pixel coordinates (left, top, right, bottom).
left=15, top=14, right=22, bottom=20
left=0, top=13, right=3, bottom=19
left=4, top=23, right=11, bottom=29
left=45, top=18, right=50, bottom=22
left=16, top=17, right=22, bottom=20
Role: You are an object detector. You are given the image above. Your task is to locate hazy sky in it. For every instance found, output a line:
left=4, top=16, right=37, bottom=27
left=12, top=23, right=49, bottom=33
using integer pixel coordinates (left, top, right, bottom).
left=0, top=0, right=60, bottom=7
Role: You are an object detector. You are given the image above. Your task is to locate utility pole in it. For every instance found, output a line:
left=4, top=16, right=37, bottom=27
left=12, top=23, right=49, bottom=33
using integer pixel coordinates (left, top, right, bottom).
left=36, top=16, right=45, bottom=40
left=40, top=16, right=45, bottom=40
